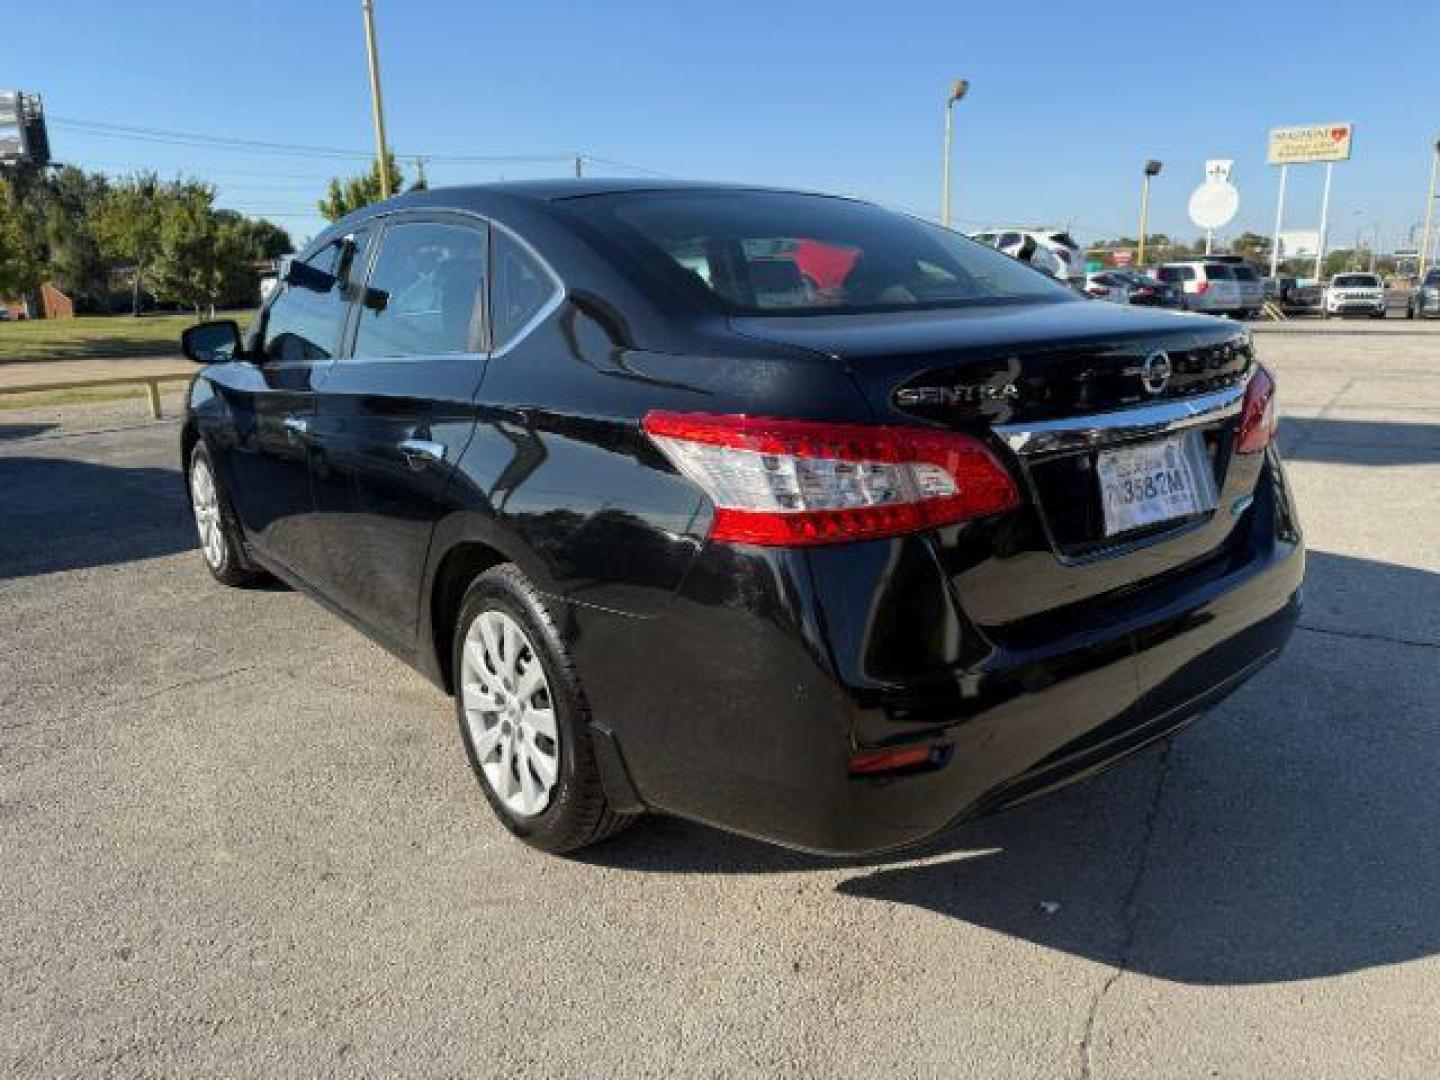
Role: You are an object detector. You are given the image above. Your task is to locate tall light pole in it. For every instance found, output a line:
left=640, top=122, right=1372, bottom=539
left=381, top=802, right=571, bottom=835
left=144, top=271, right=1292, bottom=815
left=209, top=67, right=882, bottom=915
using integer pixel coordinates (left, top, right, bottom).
left=1137, top=160, right=1162, bottom=268
left=361, top=0, right=393, bottom=200
left=940, top=79, right=969, bottom=228
left=1420, top=136, right=1440, bottom=278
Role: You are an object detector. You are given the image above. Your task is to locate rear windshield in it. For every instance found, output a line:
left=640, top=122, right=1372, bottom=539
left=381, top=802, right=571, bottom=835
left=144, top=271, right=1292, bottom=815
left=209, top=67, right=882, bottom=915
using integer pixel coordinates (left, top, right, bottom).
left=1231, top=266, right=1259, bottom=281
left=1333, top=274, right=1380, bottom=287
left=1203, top=264, right=1236, bottom=280
left=561, top=191, right=1076, bottom=315
left=1048, top=232, right=1078, bottom=249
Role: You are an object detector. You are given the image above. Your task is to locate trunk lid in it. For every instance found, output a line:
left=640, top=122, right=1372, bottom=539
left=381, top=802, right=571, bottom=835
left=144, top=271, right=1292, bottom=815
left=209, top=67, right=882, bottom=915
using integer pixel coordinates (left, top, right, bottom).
left=730, top=300, right=1258, bottom=629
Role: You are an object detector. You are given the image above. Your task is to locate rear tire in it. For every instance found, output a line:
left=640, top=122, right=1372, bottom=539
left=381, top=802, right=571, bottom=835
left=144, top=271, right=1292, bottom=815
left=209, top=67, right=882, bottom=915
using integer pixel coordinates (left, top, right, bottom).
left=188, top=442, right=265, bottom=587
left=452, top=564, right=633, bottom=854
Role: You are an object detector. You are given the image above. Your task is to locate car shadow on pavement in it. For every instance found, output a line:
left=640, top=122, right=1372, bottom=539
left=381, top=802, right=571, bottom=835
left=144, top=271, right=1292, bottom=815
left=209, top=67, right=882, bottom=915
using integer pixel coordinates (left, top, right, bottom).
left=589, top=551, right=1440, bottom=987
left=0, top=421, right=56, bottom=441
left=0, top=455, right=196, bottom=580
left=1278, top=416, right=1440, bottom=467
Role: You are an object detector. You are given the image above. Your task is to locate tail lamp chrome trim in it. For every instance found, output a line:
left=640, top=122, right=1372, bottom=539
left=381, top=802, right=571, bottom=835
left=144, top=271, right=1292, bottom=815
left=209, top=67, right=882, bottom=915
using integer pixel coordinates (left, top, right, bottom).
left=994, top=382, right=1246, bottom=458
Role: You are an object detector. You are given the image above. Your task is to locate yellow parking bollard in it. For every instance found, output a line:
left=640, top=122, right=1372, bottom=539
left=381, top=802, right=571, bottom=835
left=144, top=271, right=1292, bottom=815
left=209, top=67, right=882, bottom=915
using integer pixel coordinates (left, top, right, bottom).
left=145, top=380, right=162, bottom=419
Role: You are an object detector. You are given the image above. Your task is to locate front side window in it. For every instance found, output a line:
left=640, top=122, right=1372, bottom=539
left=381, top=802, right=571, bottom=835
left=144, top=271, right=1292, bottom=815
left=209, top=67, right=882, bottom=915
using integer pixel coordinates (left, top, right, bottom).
left=353, top=220, right=487, bottom=358
left=261, top=236, right=366, bottom=363
left=564, top=191, right=1076, bottom=315
left=491, top=230, right=560, bottom=350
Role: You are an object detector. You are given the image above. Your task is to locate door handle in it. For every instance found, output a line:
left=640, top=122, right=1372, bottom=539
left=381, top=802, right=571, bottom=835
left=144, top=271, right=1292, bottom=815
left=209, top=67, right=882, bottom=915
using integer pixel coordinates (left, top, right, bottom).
left=283, top=415, right=310, bottom=441
left=400, top=437, right=446, bottom=470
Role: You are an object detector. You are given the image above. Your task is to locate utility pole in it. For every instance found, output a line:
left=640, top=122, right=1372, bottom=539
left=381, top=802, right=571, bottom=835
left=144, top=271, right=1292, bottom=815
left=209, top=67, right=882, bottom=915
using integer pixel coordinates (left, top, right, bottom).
left=1420, top=137, right=1440, bottom=278
left=574, top=154, right=584, bottom=178
left=414, top=156, right=428, bottom=188
left=940, top=79, right=969, bottom=228
left=361, top=0, right=392, bottom=200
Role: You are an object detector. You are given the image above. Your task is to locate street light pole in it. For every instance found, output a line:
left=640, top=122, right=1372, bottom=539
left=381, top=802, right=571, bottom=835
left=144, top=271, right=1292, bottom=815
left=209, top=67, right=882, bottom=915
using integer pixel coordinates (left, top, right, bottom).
left=1420, top=137, right=1440, bottom=278
left=1137, top=160, right=1162, bottom=268
left=361, top=0, right=393, bottom=200
left=940, top=79, right=969, bottom=228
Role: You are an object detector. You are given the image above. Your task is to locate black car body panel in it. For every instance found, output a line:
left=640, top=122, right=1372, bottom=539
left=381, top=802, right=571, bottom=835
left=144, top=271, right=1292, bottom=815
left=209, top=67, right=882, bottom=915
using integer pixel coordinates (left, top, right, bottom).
left=184, top=181, right=1303, bottom=855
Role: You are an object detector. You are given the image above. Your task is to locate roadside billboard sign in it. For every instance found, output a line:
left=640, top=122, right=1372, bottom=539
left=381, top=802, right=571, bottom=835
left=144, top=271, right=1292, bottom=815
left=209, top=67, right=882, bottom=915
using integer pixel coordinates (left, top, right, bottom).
left=1277, top=230, right=1321, bottom=258
left=0, top=91, right=23, bottom=163
left=1111, top=249, right=1134, bottom=267
left=1267, top=123, right=1354, bottom=165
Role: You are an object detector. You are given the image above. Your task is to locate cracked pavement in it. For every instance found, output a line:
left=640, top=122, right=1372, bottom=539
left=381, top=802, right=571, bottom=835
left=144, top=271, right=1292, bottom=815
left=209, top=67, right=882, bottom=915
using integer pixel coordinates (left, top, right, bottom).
left=1, top=322, right=1437, bottom=1078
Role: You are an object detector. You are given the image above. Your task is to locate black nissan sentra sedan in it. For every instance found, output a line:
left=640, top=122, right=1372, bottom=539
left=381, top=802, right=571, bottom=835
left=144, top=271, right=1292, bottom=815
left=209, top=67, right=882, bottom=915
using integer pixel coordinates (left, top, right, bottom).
left=179, top=181, right=1303, bottom=856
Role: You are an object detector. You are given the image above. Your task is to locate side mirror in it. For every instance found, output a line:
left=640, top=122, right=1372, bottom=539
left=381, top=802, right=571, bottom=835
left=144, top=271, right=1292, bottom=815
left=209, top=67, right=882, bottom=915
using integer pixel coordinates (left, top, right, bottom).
left=181, top=320, right=242, bottom=365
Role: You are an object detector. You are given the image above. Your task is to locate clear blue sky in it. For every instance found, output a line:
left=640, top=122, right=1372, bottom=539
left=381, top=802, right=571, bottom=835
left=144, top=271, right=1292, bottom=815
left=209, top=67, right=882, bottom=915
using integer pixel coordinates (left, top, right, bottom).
left=5, top=0, right=1438, bottom=251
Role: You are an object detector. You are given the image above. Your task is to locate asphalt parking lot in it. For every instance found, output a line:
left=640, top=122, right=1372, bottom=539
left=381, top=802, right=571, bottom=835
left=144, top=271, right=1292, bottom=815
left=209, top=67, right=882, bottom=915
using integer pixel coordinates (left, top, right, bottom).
left=2, top=321, right=1438, bottom=1078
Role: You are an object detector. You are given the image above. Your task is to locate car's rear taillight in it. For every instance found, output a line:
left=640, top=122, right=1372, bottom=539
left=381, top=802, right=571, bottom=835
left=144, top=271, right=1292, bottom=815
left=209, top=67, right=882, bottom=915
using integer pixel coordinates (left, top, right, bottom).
left=642, top=412, right=1021, bottom=546
left=1196, top=281, right=1211, bottom=295
left=1236, top=366, right=1277, bottom=453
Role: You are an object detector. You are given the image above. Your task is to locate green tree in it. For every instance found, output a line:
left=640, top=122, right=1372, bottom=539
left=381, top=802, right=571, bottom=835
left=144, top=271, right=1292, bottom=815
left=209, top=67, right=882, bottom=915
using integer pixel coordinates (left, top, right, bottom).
left=151, top=181, right=220, bottom=317
left=318, top=153, right=406, bottom=222
left=38, top=166, right=112, bottom=310
left=0, top=177, right=44, bottom=303
left=95, top=171, right=165, bottom=315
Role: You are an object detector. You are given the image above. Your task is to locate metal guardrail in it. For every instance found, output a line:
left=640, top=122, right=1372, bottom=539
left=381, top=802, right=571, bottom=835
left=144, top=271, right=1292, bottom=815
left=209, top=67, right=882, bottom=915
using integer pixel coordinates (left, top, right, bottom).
left=0, top=371, right=191, bottom=418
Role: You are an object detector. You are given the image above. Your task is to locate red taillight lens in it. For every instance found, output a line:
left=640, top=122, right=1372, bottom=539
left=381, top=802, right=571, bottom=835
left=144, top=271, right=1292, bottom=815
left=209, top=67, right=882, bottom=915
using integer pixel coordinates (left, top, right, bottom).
left=642, top=412, right=1021, bottom=547
left=1236, top=366, right=1277, bottom=453
left=848, top=745, right=937, bottom=775
left=1196, top=281, right=1211, bottom=295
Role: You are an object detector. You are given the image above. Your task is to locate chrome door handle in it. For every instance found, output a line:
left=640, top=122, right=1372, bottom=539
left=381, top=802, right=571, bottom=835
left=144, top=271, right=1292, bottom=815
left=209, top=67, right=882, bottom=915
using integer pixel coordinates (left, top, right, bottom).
left=400, top=437, right=446, bottom=470
left=283, top=415, right=310, bottom=439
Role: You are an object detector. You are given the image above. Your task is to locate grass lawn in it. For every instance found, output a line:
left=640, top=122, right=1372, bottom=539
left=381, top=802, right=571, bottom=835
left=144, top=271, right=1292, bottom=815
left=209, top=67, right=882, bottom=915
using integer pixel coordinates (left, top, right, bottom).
left=0, top=312, right=255, bottom=364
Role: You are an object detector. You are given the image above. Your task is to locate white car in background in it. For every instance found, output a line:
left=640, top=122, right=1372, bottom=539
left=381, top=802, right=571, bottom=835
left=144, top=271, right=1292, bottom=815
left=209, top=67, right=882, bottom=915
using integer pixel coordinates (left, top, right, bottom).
left=1323, top=272, right=1387, bottom=319
left=1156, top=261, right=1244, bottom=316
left=970, top=227, right=1084, bottom=285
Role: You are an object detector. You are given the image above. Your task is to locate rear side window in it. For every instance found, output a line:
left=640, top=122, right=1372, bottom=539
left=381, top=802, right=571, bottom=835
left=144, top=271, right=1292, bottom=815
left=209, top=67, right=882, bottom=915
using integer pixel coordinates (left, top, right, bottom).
left=565, top=191, right=1075, bottom=314
left=353, top=220, right=487, bottom=358
left=262, top=237, right=367, bottom=363
left=1203, top=264, right=1235, bottom=280
left=1158, top=266, right=1194, bottom=282
left=491, top=231, right=561, bottom=350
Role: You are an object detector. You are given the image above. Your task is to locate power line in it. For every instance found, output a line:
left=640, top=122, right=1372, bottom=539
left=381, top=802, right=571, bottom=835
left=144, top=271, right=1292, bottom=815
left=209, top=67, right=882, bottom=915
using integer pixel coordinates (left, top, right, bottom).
left=51, top=115, right=676, bottom=176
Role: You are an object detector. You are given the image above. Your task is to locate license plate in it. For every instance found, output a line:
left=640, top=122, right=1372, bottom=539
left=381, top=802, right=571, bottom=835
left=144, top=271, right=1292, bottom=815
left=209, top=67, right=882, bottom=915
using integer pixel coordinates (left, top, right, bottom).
left=1096, top=431, right=1216, bottom=537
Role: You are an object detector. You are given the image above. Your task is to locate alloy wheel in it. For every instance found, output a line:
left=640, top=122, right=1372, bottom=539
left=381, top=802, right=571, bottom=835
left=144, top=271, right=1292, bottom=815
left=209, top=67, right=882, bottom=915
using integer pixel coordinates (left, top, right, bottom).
left=460, top=610, right=560, bottom=818
left=190, top=457, right=226, bottom=570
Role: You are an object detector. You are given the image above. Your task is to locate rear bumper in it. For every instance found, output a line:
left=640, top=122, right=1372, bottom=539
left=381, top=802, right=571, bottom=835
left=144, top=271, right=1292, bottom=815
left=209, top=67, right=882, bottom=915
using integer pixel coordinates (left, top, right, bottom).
left=568, top=450, right=1304, bottom=856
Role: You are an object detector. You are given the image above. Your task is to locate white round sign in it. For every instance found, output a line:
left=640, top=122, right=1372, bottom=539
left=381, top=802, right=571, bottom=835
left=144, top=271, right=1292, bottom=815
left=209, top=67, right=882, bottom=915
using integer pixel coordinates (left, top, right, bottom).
left=1188, top=181, right=1239, bottom=231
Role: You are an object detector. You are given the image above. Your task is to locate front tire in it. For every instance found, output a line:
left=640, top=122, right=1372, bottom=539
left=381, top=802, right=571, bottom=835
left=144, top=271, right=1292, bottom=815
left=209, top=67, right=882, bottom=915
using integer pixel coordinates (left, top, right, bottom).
left=452, top=564, right=632, bottom=854
left=188, top=443, right=264, bottom=587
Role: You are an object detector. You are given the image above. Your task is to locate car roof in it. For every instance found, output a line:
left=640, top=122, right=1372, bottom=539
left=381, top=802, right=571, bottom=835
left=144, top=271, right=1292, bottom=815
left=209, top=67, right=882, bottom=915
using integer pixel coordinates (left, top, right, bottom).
left=384, top=178, right=838, bottom=207
left=314, top=179, right=873, bottom=245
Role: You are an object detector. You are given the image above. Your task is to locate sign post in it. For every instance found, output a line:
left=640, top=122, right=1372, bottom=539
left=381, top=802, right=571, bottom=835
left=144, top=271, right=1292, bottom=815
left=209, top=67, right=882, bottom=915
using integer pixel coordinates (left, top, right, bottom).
left=1266, top=123, right=1352, bottom=280
left=1315, top=162, right=1334, bottom=279
left=1269, top=165, right=1288, bottom=278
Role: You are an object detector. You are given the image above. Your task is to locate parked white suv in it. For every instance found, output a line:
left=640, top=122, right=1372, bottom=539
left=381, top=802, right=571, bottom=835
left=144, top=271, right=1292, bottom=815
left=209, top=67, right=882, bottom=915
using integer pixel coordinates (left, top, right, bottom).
left=1156, top=261, right=1244, bottom=316
left=970, top=228, right=1083, bottom=285
left=1324, top=272, right=1387, bottom=319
